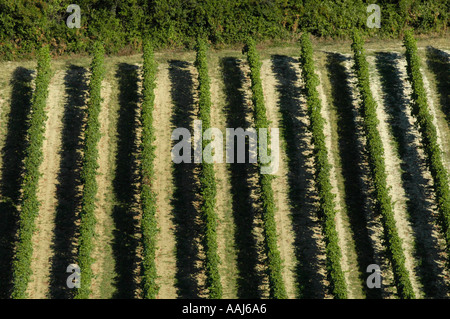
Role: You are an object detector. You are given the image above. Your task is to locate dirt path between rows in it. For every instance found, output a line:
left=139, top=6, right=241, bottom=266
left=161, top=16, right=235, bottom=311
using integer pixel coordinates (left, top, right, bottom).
left=260, top=59, right=297, bottom=298
left=0, top=63, right=16, bottom=179
left=153, top=64, right=177, bottom=298
left=341, top=55, right=397, bottom=298
left=90, top=80, right=114, bottom=298
left=239, top=60, right=272, bottom=298
left=27, top=69, right=64, bottom=298
left=384, top=55, right=448, bottom=297
left=367, top=55, right=422, bottom=297
left=270, top=54, right=329, bottom=298
left=316, top=66, right=363, bottom=299
left=420, top=68, right=450, bottom=173
left=209, top=61, right=238, bottom=299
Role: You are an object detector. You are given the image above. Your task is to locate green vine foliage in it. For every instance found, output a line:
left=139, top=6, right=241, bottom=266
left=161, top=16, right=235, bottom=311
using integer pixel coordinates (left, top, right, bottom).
left=352, top=31, right=415, bottom=299
left=74, top=41, right=105, bottom=299
left=244, top=38, right=287, bottom=299
left=403, top=31, right=450, bottom=255
left=11, top=46, right=52, bottom=299
left=140, top=39, right=159, bottom=299
left=300, top=33, right=347, bottom=299
left=195, top=38, right=222, bottom=299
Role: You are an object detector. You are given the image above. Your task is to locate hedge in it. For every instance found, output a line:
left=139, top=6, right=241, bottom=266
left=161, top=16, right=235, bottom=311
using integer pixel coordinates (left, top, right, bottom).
left=1, top=0, right=448, bottom=59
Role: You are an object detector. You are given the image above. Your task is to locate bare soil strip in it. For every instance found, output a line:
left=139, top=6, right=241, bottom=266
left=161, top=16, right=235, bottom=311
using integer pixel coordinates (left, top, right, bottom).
left=425, top=47, right=450, bottom=127
left=400, top=56, right=449, bottom=297
left=442, top=50, right=450, bottom=61
left=165, top=60, right=208, bottom=298
left=90, top=80, right=115, bottom=298
left=47, top=65, right=87, bottom=299
left=209, top=59, right=238, bottom=299
left=377, top=54, right=449, bottom=298
left=367, top=55, right=422, bottom=297
left=153, top=63, right=177, bottom=298
left=316, top=65, right=363, bottom=299
left=294, top=63, right=330, bottom=299
left=108, top=62, right=143, bottom=298
left=420, top=67, right=450, bottom=173
left=26, top=69, right=64, bottom=298
left=0, top=65, right=36, bottom=298
left=322, top=52, right=381, bottom=298
left=270, top=55, right=328, bottom=298
left=292, top=63, right=332, bottom=298
left=220, top=57, right=267, bottom=298
left=239, top=60, right=273, bottom=298
left=0, top=62, right=17, bottom=183
left=260, top=59, right=297, bottom=298
left=341, top=55, right=398, bottom=298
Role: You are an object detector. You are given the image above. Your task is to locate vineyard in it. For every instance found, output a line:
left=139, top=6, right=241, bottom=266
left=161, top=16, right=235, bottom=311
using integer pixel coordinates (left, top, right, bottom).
left=0, top=34, right=449, bottom=299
